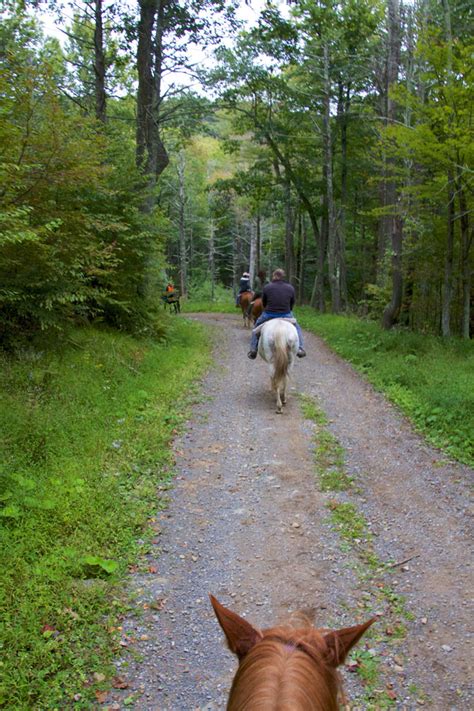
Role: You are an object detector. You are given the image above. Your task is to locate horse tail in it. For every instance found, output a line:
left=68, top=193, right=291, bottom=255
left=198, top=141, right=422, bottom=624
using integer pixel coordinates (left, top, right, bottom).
left=271, top=325, right=289, bottom=390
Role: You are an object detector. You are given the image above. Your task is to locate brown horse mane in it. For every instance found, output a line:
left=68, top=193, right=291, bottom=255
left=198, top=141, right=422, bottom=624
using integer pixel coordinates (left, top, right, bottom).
left=228, top=624, right=342, bottom=711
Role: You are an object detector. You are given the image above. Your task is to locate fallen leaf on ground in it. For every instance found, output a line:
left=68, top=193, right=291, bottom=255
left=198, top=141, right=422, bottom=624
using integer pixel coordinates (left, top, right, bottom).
left=150, top=597, right=167, bottom=610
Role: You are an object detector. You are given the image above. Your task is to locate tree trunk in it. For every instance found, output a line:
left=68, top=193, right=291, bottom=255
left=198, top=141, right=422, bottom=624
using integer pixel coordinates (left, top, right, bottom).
left=381, top=0, right=403, bottom=330
left=94, top=0, right=107, bottom=123
left=377, top=0, right=401, bottom=285
left=249, top=218, right=257, bottom=287
left=441, top=175, right=455, bottom=337
left=264, top=132, right=324, bottom=307
left=338, top=81, right=350, bottom=309
left=457, top=175, right=472, bottom=338
left=136, top=0, right=169, bottom=198
left=323, top=43, right=341, bottom=313
left=284, top=176, right=296, bottom=285
left=256, top=212, right=261, bottom=276
left=177, top=151, right=187, bottom=297
left=382, top=215, right=403, bottom=329
left=209, top=218, right=215, bottom=301
left=298, top=212, right=307, bottom=305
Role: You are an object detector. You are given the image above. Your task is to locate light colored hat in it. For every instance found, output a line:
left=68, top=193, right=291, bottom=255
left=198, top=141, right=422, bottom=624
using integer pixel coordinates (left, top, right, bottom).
left=243, top=272, right=250, bottom=278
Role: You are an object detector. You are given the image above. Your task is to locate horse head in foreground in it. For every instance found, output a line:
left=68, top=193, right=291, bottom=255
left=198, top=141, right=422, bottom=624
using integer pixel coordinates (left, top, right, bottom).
left=210, top=595, right=375, bottom=711
left=257, top=318, right=298, bottom=413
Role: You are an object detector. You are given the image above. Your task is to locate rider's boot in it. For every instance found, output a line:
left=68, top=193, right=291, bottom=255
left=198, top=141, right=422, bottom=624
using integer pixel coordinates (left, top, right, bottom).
left=248, top=334, right=259, bottom=359
left=297, top=347, right=306, bottom=358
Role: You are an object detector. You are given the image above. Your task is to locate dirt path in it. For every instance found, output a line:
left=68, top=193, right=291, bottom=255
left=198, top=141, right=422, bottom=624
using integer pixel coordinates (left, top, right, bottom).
left=111, top=313, right=473, bottom=710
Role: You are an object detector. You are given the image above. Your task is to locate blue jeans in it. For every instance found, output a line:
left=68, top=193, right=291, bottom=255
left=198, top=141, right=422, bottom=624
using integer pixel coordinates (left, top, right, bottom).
left=250, top=311, right=304, bottom=351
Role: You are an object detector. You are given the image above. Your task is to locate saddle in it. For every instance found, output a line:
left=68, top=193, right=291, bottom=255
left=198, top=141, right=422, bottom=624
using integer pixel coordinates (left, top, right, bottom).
left=252, top=317, right=297, bottom=336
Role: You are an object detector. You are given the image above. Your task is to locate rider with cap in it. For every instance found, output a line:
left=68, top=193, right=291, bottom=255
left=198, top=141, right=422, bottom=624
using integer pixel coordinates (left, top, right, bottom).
left=247, top=268, right=306, bottom=359
left=236, top=271, right=252, bottom=306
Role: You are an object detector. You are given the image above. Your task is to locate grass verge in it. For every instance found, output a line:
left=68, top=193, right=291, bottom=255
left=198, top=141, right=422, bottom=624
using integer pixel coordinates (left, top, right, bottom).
left=297, top=308, right=474, bottom=467
left=300, top=394, right=422, bottom=708
left=0, top=318, right=211, bottom=708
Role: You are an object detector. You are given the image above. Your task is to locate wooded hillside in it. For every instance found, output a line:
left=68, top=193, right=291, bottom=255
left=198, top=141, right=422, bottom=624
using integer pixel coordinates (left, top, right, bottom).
left=1, top=0, right=472, bottom=343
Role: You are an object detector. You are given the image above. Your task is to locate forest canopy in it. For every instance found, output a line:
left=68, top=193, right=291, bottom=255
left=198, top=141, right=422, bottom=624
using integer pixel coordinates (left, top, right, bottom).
left=1, top=0, right=472, bottom=343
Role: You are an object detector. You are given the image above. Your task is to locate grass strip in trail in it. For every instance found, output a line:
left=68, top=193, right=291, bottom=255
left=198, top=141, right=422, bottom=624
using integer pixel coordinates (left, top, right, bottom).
left=297, top=308, right=474, bottom=467
left=0, top=319, right=211, bottom=709
left=300, top=394, right=423, bottom=709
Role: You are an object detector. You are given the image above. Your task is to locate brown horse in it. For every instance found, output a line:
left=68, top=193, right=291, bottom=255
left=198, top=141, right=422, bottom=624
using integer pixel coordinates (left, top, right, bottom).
left=210, top=595, right=375, bottom=710
left=239, top=291, right=254, bottom=328
left=250, top=296, right=263, bottom=324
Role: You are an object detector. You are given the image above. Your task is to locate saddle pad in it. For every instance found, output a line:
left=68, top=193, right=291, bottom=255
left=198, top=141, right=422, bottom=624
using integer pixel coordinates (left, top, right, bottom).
left=252, top=317, right=297, bottom=336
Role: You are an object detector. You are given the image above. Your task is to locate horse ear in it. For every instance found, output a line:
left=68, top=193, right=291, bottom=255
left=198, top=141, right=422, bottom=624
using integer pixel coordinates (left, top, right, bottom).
left=323, top=618, right=376, bottom=667
left=210, top=595, right=263, bottom=660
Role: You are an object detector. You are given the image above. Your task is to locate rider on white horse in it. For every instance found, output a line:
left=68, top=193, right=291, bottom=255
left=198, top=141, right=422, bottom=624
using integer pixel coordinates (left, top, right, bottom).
left=247, top=268, right=306, bottom=360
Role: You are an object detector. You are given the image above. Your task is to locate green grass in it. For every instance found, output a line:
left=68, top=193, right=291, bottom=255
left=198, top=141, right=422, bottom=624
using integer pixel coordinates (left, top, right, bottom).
left=299, top=395, right=354, bottom=491
left=297, top=308, right=474, bottom=466
left=0, top=318, right=211, bottom=708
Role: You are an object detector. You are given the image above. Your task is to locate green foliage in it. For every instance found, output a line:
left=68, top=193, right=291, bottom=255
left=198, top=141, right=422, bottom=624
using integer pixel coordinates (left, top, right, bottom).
left=0, top=11, right=168, bottom=343
left=0, top=321, right=211, bottom=707
left=298, top=308, right=474, bottom=465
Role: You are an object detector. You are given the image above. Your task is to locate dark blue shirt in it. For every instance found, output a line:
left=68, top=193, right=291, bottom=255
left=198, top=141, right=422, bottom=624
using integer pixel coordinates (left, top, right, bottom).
left=262, top=280, right=295, bottom=314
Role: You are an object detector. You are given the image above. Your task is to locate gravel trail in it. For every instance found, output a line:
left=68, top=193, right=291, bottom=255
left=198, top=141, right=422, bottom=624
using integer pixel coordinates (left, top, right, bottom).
left=111, top=313, right=473, bottom=711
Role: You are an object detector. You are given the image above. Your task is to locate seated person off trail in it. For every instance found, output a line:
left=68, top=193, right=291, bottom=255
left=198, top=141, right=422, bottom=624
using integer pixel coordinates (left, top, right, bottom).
left=235, top=271, right=252, bottom=306
left=248, top=268, right=306, bottom=359
left=161, top=281, right=180, bottom=313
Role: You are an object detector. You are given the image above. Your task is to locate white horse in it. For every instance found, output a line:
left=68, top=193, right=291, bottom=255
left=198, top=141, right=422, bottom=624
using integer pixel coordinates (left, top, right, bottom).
left=257, top=318, right=299, bottom=413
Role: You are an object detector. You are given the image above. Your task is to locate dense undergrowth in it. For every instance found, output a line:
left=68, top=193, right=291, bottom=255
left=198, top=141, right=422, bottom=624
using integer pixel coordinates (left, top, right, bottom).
left=0, top=319, right=211, bottom=708
left=297, top=309, right=474, bottom=467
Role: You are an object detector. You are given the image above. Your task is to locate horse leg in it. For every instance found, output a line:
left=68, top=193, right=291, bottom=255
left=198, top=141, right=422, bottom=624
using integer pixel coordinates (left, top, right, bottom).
left=275, top=384, right=283, bottom=414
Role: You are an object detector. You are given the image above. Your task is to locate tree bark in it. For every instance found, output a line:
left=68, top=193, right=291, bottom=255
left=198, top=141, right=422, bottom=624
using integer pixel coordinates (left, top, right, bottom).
left=377, top=0, right=401, bottom=285
left=297, top=211, right=307, bottom=305
left=284, top=175, right=296, bottom=285
left=382, top=215, right=403, bottom=329
left=441, top=175, right=455, bottom=337
left=323, top=43, right=341, bottom=313
left=209, top=218, right=216, bottom=301
left=249, top=218, right=257, bottom=287
left=94, top=0, right=107, bottom=123
left=136, top=0, right=169, bottom=197
left=381, top=0, right=403, bottom=330
left=177, top=150, right=187, bottom=297
left=457, top=174, right=472, bottom=338
left=256, top=212, right=261, bottom=276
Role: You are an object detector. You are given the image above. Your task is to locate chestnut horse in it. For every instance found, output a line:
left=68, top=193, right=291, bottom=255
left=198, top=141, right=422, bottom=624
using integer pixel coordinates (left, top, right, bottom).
left=250, top=296, right=263, bottom=324
left=256, top=318, right=298, bottom=413
left=239, top=291, right=254, bottom=328
left=210, top=595, right=375, bottom=711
